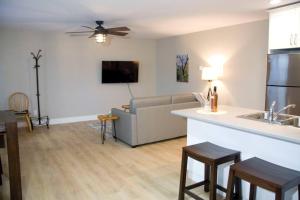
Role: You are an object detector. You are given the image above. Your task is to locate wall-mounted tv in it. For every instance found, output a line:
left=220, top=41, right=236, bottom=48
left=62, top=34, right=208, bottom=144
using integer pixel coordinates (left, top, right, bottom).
left=102, top=61, right=139, bottom=83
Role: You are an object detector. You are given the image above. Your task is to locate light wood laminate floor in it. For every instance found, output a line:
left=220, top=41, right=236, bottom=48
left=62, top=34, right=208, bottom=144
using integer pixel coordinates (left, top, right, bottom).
left=0, top=121, right=214, bottom=200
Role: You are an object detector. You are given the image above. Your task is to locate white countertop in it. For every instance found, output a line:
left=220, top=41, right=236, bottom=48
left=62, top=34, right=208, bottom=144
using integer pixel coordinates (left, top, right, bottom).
left=172, top=105, right=300, bottom=145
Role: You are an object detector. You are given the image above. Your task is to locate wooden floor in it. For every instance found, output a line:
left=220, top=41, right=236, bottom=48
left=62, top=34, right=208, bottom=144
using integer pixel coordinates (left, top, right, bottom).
left=0, top=121, right=213, bottom=200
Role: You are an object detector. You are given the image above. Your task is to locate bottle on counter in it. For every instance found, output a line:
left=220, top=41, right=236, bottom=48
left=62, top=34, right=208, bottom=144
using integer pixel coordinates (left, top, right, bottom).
left=211, top=86, right=218, bottom=112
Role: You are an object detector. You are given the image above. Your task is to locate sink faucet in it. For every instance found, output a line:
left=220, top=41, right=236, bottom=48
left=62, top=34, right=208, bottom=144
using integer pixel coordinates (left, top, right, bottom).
left=273, top=104, right=296, bottom=120
left=268, top=101, right=296, bottom=122
left=268, top=101, right=276, bottom=122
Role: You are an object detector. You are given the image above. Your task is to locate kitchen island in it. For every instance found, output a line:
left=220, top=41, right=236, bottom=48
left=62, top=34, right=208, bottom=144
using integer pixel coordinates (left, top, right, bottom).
left=172, top=105, right=300, bottom=200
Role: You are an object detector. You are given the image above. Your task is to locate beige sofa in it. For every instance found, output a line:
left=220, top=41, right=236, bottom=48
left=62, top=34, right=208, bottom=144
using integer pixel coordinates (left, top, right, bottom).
left=111, top=93, right=201, bottom=147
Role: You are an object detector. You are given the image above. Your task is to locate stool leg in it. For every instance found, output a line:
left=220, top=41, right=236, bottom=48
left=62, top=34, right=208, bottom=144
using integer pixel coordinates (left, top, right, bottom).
left=100, top=121, right=105, bottom=144
left=0, top=156, right=2, bottom=185
left=46, top=116, right=50, bottom=129
left=209, top=164, right=217, bottom=200
left=30, top=117, right=34, bottom=131
left=249, top=184, right=256, bottom=200
left=178, top=150, right=188, bottom=200
left=103, top=122, right=106, bottom=143
left=0, top=156, right=2, bottom=174
left=298, top=185, right=300, bottom=200
left=226, top=167, right=235, bottom=200
left=234, top=155, right=241, bottom=200
left=204, top=164, right=210, bottom=192
left=275, top=190, right=283, bottom=200
left=113, top=121, right=117, bottom=142
left=25, top=114, right=32, bottom=132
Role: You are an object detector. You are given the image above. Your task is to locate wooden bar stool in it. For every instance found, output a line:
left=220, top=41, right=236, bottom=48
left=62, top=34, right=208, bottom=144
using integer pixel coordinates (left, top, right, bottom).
left=97, top=114, right=119, bottom=144
left=0, top=155, right=2, bottom=185
left=0, top=132, right=4, bottom=186
left=226, top=157, right=300, bottom=200
left=178, top=142, right=241, bottom=200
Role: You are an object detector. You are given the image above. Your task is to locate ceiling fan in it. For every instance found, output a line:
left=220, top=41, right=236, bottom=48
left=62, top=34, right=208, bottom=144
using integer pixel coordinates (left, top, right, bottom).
left=66, top=21, right=130, bottom=43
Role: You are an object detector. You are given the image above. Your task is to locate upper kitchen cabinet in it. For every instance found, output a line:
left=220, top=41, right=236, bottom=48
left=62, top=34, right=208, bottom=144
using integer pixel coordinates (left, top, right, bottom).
left=269, top=4, right=300, bottom=50
left=296, top=6, right=300, bottom=47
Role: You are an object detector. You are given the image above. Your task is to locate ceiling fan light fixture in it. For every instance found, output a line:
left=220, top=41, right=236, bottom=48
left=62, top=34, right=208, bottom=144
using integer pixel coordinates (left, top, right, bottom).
left=66, top=21, right=130, bottom=44
left=96, top=33, right=106, bottom=43
left=269, top=0, right=281, bottom=5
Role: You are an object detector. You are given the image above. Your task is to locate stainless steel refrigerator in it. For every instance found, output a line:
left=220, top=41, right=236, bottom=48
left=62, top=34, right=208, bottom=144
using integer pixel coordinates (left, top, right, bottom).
left=266, top=53, right=300, bottom=115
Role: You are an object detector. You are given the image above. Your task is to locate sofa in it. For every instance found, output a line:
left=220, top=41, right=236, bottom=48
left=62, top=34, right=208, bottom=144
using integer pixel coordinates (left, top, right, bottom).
left=111, top=93, right=201, bottom=147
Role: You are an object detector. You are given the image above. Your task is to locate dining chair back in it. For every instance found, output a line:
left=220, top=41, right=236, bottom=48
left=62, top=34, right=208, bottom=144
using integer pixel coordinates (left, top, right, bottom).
left=8, top=92, right=32, bottom=132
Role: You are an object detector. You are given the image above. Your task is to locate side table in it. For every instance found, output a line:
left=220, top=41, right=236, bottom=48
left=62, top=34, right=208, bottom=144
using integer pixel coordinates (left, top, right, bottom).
left=97, top=114, right=119, bottom=144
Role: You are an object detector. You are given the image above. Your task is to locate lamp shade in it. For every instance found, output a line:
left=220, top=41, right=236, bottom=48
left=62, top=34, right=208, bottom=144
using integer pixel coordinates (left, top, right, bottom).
left=201, top=67, right=218, bottom=81
left=208, top=55, right=225, bottom=77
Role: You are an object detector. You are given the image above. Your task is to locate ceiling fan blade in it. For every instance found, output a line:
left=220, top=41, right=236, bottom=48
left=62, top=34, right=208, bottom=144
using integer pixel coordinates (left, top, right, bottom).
left=106, top=27, right=130, bottom=32
left=107, top=32, right=128, bottom=36
left=89, top=32, right=97, bottom=38
left=66, top=31, right=94, bottom=34
left=82, top=26, right=96, bottom=30
left=68, top=34, right=92, bottom=37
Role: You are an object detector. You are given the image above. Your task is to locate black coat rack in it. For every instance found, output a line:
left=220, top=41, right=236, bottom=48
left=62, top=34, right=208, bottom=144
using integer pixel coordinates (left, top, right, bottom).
left=31, top=50, right=49, bottom=128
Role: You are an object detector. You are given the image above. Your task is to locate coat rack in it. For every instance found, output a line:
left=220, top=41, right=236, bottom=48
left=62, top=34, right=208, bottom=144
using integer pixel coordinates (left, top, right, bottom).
left=30, top=50, right=49, bottom=128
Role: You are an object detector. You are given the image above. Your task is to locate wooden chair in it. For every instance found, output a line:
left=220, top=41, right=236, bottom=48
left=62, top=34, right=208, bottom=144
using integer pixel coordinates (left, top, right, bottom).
left=8, top=92, right=32, bottom=132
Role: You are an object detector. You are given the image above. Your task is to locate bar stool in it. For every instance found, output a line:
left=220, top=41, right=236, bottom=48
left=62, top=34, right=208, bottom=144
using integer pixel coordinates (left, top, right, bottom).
left=178, top=142, right=241, bottom=200
left=0, top=156, right=2, bottom=185
left=226, top=157, right=300, bottom=200
left=0, top=133, right=4, bottom=186
left=97, top=114, right=119, bottom=144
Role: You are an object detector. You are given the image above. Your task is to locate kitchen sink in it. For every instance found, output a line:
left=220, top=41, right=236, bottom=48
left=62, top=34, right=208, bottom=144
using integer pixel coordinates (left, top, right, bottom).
left=239, top=112, right=266, bottom=121
left=238, top=112, right=300, bottom=128
left=280, top=117, right=300, bottom=127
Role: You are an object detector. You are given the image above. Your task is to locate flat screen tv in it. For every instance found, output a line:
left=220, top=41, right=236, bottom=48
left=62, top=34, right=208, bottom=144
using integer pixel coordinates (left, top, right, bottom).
left=102, top=61, right=139, bottom=83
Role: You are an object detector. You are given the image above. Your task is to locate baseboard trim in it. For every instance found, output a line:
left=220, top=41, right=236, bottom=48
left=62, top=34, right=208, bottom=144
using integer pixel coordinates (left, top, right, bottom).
left=16, top=114, right=100, bottom=128
left=50, top=114, right=99, bottom=125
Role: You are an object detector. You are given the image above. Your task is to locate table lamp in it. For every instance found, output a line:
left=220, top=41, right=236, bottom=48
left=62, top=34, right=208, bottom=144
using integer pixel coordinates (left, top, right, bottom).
left=201, top=67, right=218, bottom=101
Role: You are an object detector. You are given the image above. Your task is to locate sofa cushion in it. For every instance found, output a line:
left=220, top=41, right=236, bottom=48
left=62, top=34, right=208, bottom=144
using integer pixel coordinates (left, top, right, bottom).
left=130, top=95, right=172, bottom=113
left=171, top=94, right=197, bottom=104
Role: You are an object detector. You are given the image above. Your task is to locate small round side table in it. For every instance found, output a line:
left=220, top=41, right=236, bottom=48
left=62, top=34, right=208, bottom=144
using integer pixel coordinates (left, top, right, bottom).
left=97, top=114, right=119, bottom=144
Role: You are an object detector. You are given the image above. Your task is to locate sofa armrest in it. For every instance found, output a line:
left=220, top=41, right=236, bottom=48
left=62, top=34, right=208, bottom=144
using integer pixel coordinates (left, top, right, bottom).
left=111, top=108, right=137, bottom=147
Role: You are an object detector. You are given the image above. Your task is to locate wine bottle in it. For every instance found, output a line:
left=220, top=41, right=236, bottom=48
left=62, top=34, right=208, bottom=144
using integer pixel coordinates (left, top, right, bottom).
left=211, top=86, right=218, bottom=112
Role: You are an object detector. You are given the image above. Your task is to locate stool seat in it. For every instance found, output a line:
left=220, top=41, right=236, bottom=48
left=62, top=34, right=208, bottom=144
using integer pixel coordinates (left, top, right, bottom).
left=226, top=157, right=300, bottom=200
left=232, top=157, right=300, bottom=190
left=184, top=142, right=240, bottom=164
left=179, top=142, right=241, bottom=200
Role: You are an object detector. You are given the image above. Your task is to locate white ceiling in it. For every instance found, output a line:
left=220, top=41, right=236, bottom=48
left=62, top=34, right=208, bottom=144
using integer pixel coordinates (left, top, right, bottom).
left=0, top=0, right=298, bottom=39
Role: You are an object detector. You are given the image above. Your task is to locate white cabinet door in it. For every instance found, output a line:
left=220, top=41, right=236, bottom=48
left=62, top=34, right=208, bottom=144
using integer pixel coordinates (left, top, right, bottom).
left=294, top=7, right=300, bottom=47
left=269, top=9, right=295, bottom=50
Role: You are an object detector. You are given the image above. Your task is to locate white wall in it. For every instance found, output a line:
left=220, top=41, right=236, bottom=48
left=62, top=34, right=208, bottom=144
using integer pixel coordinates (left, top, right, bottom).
left=0, top=27, right=156, bottom=119
left=0, top=20, right=269, bottom=122
left=156, top=20, right=268, bottom=109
